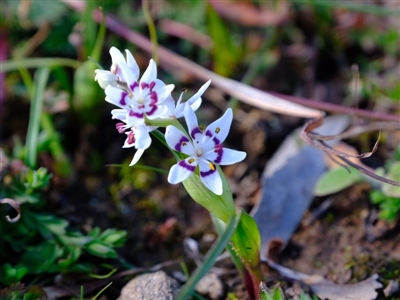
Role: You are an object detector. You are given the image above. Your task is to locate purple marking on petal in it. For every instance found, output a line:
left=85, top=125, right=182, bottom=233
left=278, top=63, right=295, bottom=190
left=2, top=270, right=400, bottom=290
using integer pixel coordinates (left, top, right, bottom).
left=213, top=146, right=223, bottom=164
left=146, top=104, right=158, bottom=116
left=191, top=127, right=202, bottom=139
left=149, top=91, right=158, bottom=104
left=179, top=160, right=196, bottom=172
left=200, top=167, right=217, bottom=177
left=205, top=130, right=220, bottom=145
left=175, top=136, right=190, bottom=152
left=127, top=131, right=136, bottom=144
left=141, top=82, right=149, bottom=89
left=120, top=91, right=128, bottom=106
left=129, top=110, right=144, bottom=118
left=130, top=82, right=138, bottom=91
left=149, top=81, right=155, bottom=90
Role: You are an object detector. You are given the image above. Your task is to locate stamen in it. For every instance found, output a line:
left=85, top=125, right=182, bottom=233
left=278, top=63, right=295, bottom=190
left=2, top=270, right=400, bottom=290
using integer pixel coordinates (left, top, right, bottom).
left=215, top=127, right=220, bottom=133
left=182, top=142, right=187, bottom=146
left=182, top=87, right=188, bottom=94
left=199, top=125, right=205, bottom=131
left=188, top=158, right=195, bottom=164
left=208, top=162, right=215, bottom=171
left=116, top=122, right=125, bottom=134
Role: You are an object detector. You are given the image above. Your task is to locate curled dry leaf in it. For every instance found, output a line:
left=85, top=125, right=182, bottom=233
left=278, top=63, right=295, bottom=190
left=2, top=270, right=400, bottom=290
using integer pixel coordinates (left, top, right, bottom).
left=301, top=118, right=400, bottom=187
left=0, top=198, right=21, bottom=223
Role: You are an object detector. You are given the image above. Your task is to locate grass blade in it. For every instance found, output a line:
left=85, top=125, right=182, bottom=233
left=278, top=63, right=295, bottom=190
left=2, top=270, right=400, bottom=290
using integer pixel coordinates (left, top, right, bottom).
left=175, top=213, right=239, bottom=300
left=25, top=67, right=50, bottom=168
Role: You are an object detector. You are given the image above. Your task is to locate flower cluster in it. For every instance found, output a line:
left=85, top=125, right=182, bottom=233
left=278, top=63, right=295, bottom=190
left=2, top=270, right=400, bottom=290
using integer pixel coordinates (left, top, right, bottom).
left=95, top=47, right=246, bottom=195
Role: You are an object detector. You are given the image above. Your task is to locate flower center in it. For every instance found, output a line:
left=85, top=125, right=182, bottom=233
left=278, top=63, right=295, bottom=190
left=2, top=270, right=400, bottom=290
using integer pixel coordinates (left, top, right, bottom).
left=196, top=148, right=204, bottom=157
left=137, top=97, right=145, bottom=104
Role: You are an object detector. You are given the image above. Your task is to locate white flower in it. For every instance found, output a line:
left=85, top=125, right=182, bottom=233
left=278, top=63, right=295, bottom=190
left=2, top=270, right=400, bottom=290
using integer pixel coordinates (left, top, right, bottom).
left=105, top=59, right=174, bottom=126
left=165, top=106, right=246, bottom=195
left=163, top=80, right=211, bottom=119
left=119, top=123, right=155, bottom=166
left=94, top=70, right=118, bottom=89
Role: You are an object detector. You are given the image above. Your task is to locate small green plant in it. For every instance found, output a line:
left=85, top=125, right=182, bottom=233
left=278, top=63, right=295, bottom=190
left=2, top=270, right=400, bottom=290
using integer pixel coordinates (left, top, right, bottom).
left=259, top=283, right=317, bottom=300
left=370, top=161, right=400, bottom=222
left=314, top=145, right=400, bottom=222
left=0, top=151, right=127, bottom=289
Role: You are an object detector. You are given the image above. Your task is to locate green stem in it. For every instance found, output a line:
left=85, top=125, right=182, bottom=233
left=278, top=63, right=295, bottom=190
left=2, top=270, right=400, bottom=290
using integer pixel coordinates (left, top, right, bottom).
left=91, top=7, right=106, bottom=62
left=40, top=113, right=72, bottom=177
left=2, top=58, right=81, bottom=72
left=175, top=214, right=239, bottom=300
left=25, top=67, right=50, bottom=168
left=142, top=0, right=159, bottom=63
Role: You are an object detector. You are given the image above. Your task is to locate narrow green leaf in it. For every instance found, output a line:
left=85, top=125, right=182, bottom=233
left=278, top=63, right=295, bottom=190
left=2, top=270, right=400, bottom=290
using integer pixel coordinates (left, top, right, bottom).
left=25, top=67, right=50, bottom=168
left=176, top=214, right=239, bottom=300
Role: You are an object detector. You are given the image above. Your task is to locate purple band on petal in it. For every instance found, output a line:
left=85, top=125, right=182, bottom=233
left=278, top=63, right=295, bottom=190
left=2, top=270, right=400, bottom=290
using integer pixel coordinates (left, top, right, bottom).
left=191, top=127, right=202, bottom=139
left=149, top=91, right=158, bottom=104
left=149, top=81, right=155, bottom=90
left=130, top=82, right=138, bottom=91
left=129, top=110, right=144, bottom=118
left=206, top=130, right=220, bottom=145
left=200, top=167, right=217, bottom=178
left=175, top=136, right=190, bottom=152
left=146, top=105, right=158, bottom=116
left=120, top=92, right=128, bottom=106
left=179, top=160, right=196, bottom=172
left=141, top=82, right=148, bottom=89
left=213, top=146, right=223, bottom=164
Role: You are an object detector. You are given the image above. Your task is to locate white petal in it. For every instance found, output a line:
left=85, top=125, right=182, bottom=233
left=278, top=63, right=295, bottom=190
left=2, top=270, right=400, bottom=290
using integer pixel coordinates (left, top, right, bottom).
left=135, top=125, right=152, bottom=149
left=152, top=78, right=166, bottom=91
left=189, top=98, right=202, bottom=114
left=123, top=137, right=136, bottom=148
left=105, top=85, right=130, bottom=108
left=125, top=49, right=140, bottom=79
left=111, top=109, right=127, bottom=121
left=168, top=158, right=197, bottom=184
left=163, top=95, right=176, bottom=117
left=110, top=47, right=125, bottom=64
left=109, top=47, right=126, bottom=78
left=198, top=159, right=223, bottom=195
left=154, top=84, right=175, bottom=104
left=94, top=70, right=118, bottom=89
left=141, top=59, right=157, bottom=84
left=205, top=108, right=233, bottom=144
left=187, top=80, right=210, bottom=105
left=118, top=63, right=139, bottom=90
left=129, top=148, right=145, bottom=166
left=183, top=105, right=199, bottom=140
left=205, top=147, right=246, bottom=165
left=165, top=126, right=196, bottom=156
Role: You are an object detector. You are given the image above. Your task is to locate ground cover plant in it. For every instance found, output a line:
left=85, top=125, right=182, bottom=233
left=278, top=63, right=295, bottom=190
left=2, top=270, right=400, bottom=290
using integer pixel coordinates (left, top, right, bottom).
left=1, top=1, right=400, bottom=299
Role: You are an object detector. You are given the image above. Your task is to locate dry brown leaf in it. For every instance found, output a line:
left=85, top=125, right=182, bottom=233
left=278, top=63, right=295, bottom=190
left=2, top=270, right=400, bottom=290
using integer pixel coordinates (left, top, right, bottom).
left=301, top=118, right=400, bottom=187
left=62, top=1, right=324, bottom=119
left=0, top=198, right=21, bottom=223
left=266, top=260, right=383, bottom=300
